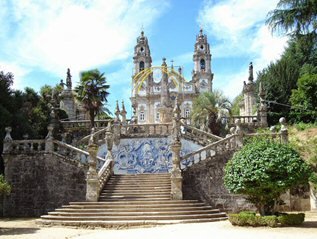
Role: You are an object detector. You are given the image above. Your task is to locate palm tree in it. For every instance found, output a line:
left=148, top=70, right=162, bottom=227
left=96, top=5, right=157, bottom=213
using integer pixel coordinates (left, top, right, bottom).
left=191, top=91, right=231, bottom=136
left=75, top=69, right=110, bottom=128
left=266, top=0, right=317, bottom=36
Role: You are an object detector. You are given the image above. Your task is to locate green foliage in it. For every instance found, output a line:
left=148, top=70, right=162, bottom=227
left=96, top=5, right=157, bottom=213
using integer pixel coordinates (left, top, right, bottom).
left=229, top=212, right=305, bottom=227
left=277, top=213, right=305, bottom=226
left=290, top=73, right=317, bottom=122
left=75, top=69, right=110, bottom=128
left=191, top=90, right=231, bottom=136
left=267, top=0, right=317, bottom=36
left=228, top=213, right=278, bottom=227
left=294, top=122, right=317, bottom=131
left=231, top=94, right=243, bottom=116
left=224, top=139, right=312, bottom=215
left=0, top=174, right=11, bottom=196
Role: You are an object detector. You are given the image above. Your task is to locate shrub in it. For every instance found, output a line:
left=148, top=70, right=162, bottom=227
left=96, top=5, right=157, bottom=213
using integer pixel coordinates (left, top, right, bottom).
left=278, top=213, right=305, bottom=226
left=224, top=138, right=312, bottom=216
left=0, top=174, right=11, bottom=196
left=228, top=212, right=278, bottom=227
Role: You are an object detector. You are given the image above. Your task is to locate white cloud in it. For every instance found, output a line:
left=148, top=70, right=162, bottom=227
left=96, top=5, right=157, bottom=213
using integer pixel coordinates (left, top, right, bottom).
left=198, top=0, right=288, bottom=99
left=0, top=62, right=30, bottom=89
left=0, top=0, right=169, bottom=89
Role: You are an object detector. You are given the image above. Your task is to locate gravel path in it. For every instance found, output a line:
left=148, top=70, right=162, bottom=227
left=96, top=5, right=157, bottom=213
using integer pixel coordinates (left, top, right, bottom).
left=1, top=213, right=317, bottom=239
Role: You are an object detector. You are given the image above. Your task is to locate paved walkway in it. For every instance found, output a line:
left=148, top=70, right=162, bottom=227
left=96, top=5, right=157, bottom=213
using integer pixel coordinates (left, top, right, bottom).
left=1, top=212, right=317, bottom=239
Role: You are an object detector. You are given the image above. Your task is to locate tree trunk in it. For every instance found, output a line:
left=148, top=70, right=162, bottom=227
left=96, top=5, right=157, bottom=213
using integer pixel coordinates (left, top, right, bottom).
left=89, top=109, right=95, bottom=129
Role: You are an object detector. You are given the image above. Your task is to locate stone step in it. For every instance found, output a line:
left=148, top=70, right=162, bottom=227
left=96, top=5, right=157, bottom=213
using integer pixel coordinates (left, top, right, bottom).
left=63, top=202, right=207, bottom=209
left=48, top=209, right=224, bottom=217
left=102, top=187, right=171, bottom=192
left=103, top=185, right=171, bottom=189
left=110, top=174, right=170, bottom=177
left=56, top=206, right=216, bottom=212
left=37, top=217, right=228, bottom=227
left=98, top=197, right=171, bottom=201
left=106, top=180, right=170, bottom=185
left=40, top=213, right=226, bottom=221
left=68, top=200, right=201, bottom=205
left=99, top=191, right=170, bottom=196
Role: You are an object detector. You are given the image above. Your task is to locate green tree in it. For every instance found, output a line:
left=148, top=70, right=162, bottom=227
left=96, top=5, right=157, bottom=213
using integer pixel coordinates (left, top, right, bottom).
left=231, top=93, right=243, bottom=116
left=290, top=72, right=317, bottom=122
left=266, top=0, right=317, bottom=36
left=224, top=139, right=311, bottom=216
left=191, top=90, right=231, bottom=135
left=75, top=69, right=110, bottom=128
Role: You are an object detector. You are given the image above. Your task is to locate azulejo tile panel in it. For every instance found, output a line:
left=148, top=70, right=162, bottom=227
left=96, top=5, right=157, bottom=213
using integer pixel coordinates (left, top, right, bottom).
left=97, top=137, right=201, bottom=174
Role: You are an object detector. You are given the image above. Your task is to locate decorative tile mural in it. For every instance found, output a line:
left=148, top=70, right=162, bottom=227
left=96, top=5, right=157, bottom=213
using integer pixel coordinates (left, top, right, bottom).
left=97, top=137, right=201, bottom=174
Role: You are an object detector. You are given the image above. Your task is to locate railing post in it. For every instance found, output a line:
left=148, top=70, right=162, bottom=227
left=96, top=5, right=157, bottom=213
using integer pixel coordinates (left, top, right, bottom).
left=120, top=100, right=127, bottom=124
left=171, top=96, right=183, bottom=200
left=279, top=117, right=288, bottom=144
left=105, top=122, right=114, bottom=175
left=45, top=124, right=54, bottom=153
left=86, top=129, right=99, bottom=202
left=3, top=127, right=13, bottom=153
left=234, top=119, right=244, bottom=147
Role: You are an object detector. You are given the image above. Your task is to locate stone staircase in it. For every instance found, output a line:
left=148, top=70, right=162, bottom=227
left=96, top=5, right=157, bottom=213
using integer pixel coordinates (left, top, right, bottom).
left=38, top=173, right=227, bottom=227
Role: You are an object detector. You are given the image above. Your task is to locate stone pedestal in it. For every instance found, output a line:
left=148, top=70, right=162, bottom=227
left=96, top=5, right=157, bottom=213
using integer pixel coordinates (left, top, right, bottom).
left=86, top=143, right=99, bottom=202
left=170, top=141, right=183, bottom=200
left=310, top=184, right=317, bottom=210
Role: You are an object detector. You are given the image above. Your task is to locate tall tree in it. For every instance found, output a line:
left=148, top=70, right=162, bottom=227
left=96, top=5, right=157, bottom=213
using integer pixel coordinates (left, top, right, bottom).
left=191, top=91, right=231, bottom=136
left=266, top=0, right=317, bottom=36
left=75, top=69, right=110, bottom=128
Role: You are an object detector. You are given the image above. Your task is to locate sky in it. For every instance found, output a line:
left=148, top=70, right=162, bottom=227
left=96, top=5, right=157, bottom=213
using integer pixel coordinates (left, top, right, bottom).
left=0, top=0, right=289, bottom=116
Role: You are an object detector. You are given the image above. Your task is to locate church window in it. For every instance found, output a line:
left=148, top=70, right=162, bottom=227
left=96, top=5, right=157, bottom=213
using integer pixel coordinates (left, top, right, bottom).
left=139, top=61, right=145, bottom=72
left=200, top=59, right=205, bottom=71
left=185, top=108, right=190, bottom=118
left=140, top=111, right=145, bottom=121
left=156, top=112, right=160, bottom=121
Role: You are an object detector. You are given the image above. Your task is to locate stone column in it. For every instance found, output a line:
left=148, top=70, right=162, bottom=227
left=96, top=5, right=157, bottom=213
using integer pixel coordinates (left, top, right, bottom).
left=45, top=124, right=54, bottom=153
left=3, top=127, right=13, bottom=153
left=234, top=119, right=244, bottom=147
left=105, top=122, right=115, bottom=174
left=86, top=130, right=99, bottom=202
left=258, top=82, right=268, bottom=127
left=279, top=117, right=288, bottom=144
left=170, top=96, right=183, bottom=200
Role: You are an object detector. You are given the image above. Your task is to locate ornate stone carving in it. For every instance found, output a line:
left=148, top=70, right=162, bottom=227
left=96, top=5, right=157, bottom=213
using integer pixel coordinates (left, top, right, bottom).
left=279, top=117, right=288, bottom=144
left=3, top=127, right=13, bottom=153
left=86, top=133, right=99, bottom=202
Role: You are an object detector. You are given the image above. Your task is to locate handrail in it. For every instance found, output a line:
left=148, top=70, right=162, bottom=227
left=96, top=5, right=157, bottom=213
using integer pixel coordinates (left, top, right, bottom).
left=181, top=135, right=236, bottom=162
left=181, top=122, right=223, bottom=141
left=77, top=127, right=108, bottom=146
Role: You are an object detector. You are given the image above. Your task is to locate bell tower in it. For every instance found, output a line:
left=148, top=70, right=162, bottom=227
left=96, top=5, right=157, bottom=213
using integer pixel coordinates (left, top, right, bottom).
left=133, top=31, right=152, bottom=74
left=192, top=28, right=213, bottom=93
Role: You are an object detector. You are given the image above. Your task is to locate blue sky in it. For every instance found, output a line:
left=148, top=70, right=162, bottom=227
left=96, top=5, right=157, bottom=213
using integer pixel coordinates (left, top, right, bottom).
left=0, top=0, right=288, bottom=116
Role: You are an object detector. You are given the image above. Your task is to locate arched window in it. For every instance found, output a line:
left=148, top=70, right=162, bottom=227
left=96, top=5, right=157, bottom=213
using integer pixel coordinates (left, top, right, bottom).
left=139, top=111, right=145, bottom=121
left=200, top=59, right=205, bottom=71
left=185, top=108, right=190, bottom=118
left=139, top=61, right=145, bottom=72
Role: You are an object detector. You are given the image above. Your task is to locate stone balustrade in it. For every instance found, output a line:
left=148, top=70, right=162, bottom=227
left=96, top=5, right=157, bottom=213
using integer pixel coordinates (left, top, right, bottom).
left=61, top=119, right=112, bottom=129
left=181, top=135, right=237, bottom=170
left=5, top=139, right=46, bottom=153
left=181, top=122, right=223, bottom=145
left=98, top=159, right=113, bottom=193
left=224, top=115, right=259, bottom=127
left=120, top=123, right=173, bottom=138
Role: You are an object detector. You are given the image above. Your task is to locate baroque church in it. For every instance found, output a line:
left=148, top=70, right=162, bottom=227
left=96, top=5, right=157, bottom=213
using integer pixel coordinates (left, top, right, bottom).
left=130, top=29, right=213, bottom=124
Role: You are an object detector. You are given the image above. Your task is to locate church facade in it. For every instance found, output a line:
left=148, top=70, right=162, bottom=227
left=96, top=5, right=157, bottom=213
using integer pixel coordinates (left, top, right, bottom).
left=130, top=29, right=214, bottom=124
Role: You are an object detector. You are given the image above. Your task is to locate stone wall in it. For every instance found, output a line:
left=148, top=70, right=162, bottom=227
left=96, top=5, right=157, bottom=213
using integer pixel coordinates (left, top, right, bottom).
left=3, top=152, right=87, bottom=217
left=182, top=151, right=255, bottom=212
